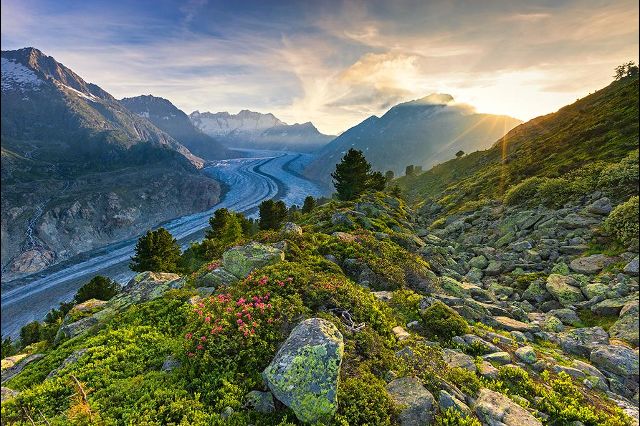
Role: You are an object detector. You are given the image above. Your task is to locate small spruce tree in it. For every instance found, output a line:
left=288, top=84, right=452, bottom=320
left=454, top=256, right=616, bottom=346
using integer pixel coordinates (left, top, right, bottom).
left=259, top=199, right=288, bottom=230
left=74, top=276, right=120, bottom=303
left=130, top=227, right=181, bottom=272
left=302, top=196, right=316, bottom=213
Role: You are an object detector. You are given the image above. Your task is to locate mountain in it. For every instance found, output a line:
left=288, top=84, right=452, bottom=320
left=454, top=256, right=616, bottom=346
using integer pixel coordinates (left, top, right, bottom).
left=120, top=95, right=231, bottom=160
left=397, top=75, right=639, bottom=213
left=1, top=48, right=222, bottom=278
left=303, top=94, right=521, bottom=183
left=190, top=109, right=334, bottom=152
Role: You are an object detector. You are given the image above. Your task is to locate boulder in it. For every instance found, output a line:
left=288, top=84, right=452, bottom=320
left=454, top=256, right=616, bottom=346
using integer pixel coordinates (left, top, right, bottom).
left=263, top=318, right=343, bottom=424
left=515, top=346, right=537, bottom=364
left=624, top=256, right=639, bottom=276
left=492, top=316, right=540, bottom=333
left=245, top=390, right=275, bottom=413
left=478, top=361, right=499, bottom=379
left=590, top=345, right=639, bottom=378
left=547, top=308, right=581, bottom=326
left=443, top=349, right=477, bottom=372
left=1, top=387, right=19, bottom=402
left=585, top=197, right=612, bottom=215
left=474, top=388, right=542, bottom=425
left=386, top=377, right=436, bottom=426
left=591, top=297, right=637, bottom=316
left=1, top=354, right=44, bottom=384
left=47, top=349, right=87, bottom=378
left=392, top=326, right=411, bottom=341
left=469, top=255, right=489, bottom=270
left=558, top=327, right=609, bottom=357
left=104, top=272, right=184, bottom=314
left=569, top=254, right=616, bottom=275
left=439, top=390, right=471, bottom=417
left=609, top=301, right=639, bottom=347
left=482, top=352, right=512, bottom=365
left=282, top=222, right=303, bottom=236
left=545, top=274, right=585, bottom=307
left=223, top=243, right=285, bottom=279
left=54, top=316, right=99, bottom=344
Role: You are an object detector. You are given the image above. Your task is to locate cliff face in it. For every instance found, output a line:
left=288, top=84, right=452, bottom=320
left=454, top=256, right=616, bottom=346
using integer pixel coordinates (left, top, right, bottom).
left=0, top=48, right=222, bottom=278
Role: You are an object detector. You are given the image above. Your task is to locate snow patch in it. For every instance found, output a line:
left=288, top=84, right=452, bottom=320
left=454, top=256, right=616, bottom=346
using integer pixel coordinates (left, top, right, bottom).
left=1, top=58, right=43, bottom=92
left=58, top=83, right=99, bottom=102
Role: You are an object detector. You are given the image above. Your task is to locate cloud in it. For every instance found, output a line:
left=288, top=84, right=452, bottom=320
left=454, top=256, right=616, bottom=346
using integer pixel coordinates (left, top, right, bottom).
left=1, top=0, right=638, bottom=134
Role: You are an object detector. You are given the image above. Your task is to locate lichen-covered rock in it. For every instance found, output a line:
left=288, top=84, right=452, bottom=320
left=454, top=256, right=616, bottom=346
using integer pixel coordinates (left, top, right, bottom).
left=386, top=377, right=436, bottom=426
left=245, top=390, right=275, bottom=413
left=609, top=301, right=639, bottom=347
left=1, top=354, right=44, bottom=384
left=558, top=327, right=609, bottom=357
left=515, top=346, right=537, bottom=364
left=482, top=352, right=512, bottom=365
left=492, top=316, right=540, bottom=333
left=263, top=318, right=343, bottom=424
left=439, top=390, right=471, bottom=417
left=198, top=267, right=239, bottom=287
left=590, top=345, right=639, bottom=378
left=103, top=271, right=184, bottom=314
left=474, top=388, right=542, bottom=426
left=47, top=349, right=87, bottom=378
left=1, top=387, right=19, bottom=402
left=444, top=349, right=477, bottom=372
left=54, top=316, right=99, bottom=344
left=569, top=254, right=616, bottom=274
left=282, top=222, right=303, bottom=236
left=545, top=274, right=585, bottom=307
left=223, top=242, right=285, bottom=279
left=64, top=299, right=107, bottom=323
left=623, top=256, right=639, bottom=276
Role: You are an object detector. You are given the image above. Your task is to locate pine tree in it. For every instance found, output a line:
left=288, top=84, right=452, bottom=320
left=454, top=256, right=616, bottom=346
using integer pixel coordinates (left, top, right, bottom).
left=259, top=199, right=288, bottom=230
left=206, top=208, right=243, bottom=244
left=302, top=196, right=316, bottom=213
left=74, top=276, right=120, bottom=303
left=368, top=171, right=387, bottom=191
left=385, top=170, right=395, bottom=182
left=332, top=149, right=374, bottom=201
left=130, top=227, right=181, bottom=272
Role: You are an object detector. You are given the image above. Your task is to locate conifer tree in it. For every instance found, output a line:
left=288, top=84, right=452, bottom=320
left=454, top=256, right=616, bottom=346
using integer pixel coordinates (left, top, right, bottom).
left=259, top=199, right=288, bottom=230
left=130, top=227, right=181, bottom=272
left=302, top=195, right=316, bottom=213
left=206, top=208, right=243, bottom=244
left=331, top=149, right=373, bottom=200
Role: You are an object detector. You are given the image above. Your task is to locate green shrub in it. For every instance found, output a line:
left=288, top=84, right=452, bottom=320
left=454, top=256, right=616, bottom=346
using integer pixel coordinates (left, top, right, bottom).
left=435, top=408, right=481, bottom=426
left=446, top=367, right=482, bottom=396
left=537, top=177, right=574, bottom=207
left=420, top=302, right=468, bottom=342
left=604, top=196, right=639, bottom=249
left=335, top=373, right=394, bottom=425
left=389, top=289, right=422, bottom=323
left=74, top=276, right=120, bottom=304
left=503, top=177, right=545, bottom=206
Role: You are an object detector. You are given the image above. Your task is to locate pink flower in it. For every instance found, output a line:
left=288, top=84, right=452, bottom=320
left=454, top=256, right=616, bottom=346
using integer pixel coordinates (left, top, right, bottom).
left=205, top=316, right=211, bottom=323
left=197, top=344, right=204, bottom=350
left=200, top=336, right=207, bottom=342
left=237, top=319, right=244, bottom=325
left=185, top=332, right=193, bottom=340
left=187, top=352, right=195, bottom=357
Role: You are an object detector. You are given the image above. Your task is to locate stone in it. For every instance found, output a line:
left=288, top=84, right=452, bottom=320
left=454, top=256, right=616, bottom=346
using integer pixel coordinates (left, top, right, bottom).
left=561, top=213, right=599, bottom=229
left=569, top=254, right=617, bottom=275
left=511, top=241, right=533, bottom=252
left=591, top=297, right=637, bottom=316
left=331, top=212, right=355, bottom=227
left=523, top=281, right=551, bottom=304
left=223, top=242, right=285, bottom=279
left=548, top=308, right=581, bottom=325
left=478, top=361, right=499, bottom=379
left=542, top=315, right=565, bottom=332
left=393, top=326, right=411, bottom=341
left=103, top=272, right=185, bottom=315
left=1, top=354, right=44, bottom=384
left=372, top=291, right=393, bottom=301
left=47, top=349, right=87, bottom=378
left=515, top=346, right=537, bottom=364
left=54, top=316, right=99, bottom=344
left=245, top=390, right=275, bottom=413
left=474, top=388, right=542, bottom=425
left=161, top=355, right=181, bottom=372
left=386, top=377, right=436, bottom=426
left=581, top=282, right=610, bottom=300
left=262, top=318, right=343, bottom=424
left=552, top=365, right=586, bottom=380
left=282, top=222, right=303, bottom=236
left=590, top=345, right=639, bottom=377
left=461, top=334, right=501, bottom=354
left=199, top=267, right=239, bottom=287
left=485, top=261, right=503, bottom=276
left=558, top=327, right=609, bottom=357
left=493, top=316, right=540, bottom=333
left=585, top=197, right=612, bottom=215
left=482, top=352, right=512, bottom=365
left=1, top=387, right=19, bottom=402
left=469, top=255, right=489, bottom=270
left=545, top=274, right=585, bottom=307
left=443, top=349, right=477, bottom=372
left=624, top=256, right=639, bottom=276
left=439, top=390, right=471, bottom=417
left=609, top=301, right=639, bottom=347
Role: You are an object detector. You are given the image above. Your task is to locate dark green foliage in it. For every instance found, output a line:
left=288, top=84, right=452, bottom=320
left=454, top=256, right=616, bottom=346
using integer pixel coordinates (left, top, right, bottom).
left=2, top=337, right=17, bottom=358
left=20, top=321, right=43, bottom=346
left=435, top=408, right=481, bottom=425
left=206, top=208, right=243, bottom=242
left=259, top=199, right=288, bottom=230
left=335, top=373, right=394, bottom=425
left=405, top=165, right=416, bottom=176
left=420, top=301, right=468, bottom=342
left=614, top=61, right=639, bottom=80
left=455, top=150, right=465, bottom=158
left=130, top=227, right=181, bottom=272
left=604, top=195, right=639, bottom=249
left=236, top=212, right=258, bottom=237
left=74, top=276, right=120, bottom=304
left=332, top=149, right=386, bottom=201
left=301, top=195, right=316, bottom=213
left=385, top=170, right=395, bottom=182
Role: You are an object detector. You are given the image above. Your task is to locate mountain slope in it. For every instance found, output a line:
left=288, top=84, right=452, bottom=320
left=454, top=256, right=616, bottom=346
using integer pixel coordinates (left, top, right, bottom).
left=304, top=94, right=521, bottom=183
left=190, top=110, right=334, bottom=152
left=397, top=76, right=639, bottom=214
left=120, top=95, right=231, bottom=160
left=1, top=48, right=221, bottom=278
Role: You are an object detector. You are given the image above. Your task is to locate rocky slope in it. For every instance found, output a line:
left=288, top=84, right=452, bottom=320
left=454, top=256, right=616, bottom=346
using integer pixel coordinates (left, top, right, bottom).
left=304, top=94, right=521, bottom=184
left=120, top=95, right=232, bottom=160
left=190, top=110, right=334, bottom=152
left=1, top=48, right=222, bottom=278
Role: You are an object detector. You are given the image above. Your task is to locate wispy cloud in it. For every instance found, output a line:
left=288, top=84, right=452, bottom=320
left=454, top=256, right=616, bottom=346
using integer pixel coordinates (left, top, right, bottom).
left=1, top=0, right=638, bottom=134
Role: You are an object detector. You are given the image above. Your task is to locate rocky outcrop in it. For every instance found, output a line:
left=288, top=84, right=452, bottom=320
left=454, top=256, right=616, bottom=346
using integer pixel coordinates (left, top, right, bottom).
left=386, top=377, right=436, bottom=425
left=263, top=318, right=344, bottom=424
left=474, top=388, right=542, bottom=425
left=1, top=354, right=44, bottom=384
left=222, top=242, right=285, bottom=279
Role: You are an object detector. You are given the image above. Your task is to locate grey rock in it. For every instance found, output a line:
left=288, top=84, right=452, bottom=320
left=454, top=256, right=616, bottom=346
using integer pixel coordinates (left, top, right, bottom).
left=223, top=242, right=285, bottom=279
left=387, top=377, right=436, bottom=426
left=1, top=387, right=19, bottom=402
left=474, top=388, right=542, bottom=425
left=47, top=349, right=87, bottom=378
left=482, top=352, right=512, bottom=365
left=282, top=222, right=303, bottom=236
left=609, top=301, right=639, bottom=346
left=545, top=274, right=585, bottom=307
left=569, top=254, right=617, bottom=275
left=585, top=197, right=612, bottom=215
left=443, top=349, right=477, bottom=372
left=515, top=346, right=537, bottom=364
left=590, top=345, right=639, bottom=377
left=245, top=390, right=275, bottom=413
left=439, top=390, right=471, bottom=417
left=558, top=327, right=609, bottom=357
left=624, top=256, right=639, bottom=276
left=1, top=354, right=44, bottom=384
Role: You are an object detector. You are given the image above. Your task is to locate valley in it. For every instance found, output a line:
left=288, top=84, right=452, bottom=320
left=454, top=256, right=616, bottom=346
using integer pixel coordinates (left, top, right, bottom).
left=0, top=150, right=325, bottom=337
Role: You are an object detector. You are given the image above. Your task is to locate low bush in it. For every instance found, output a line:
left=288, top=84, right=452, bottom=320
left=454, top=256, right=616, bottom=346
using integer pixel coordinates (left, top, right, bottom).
left=604, top=196, right=639, bottom=249
left=335, top=373, right=395, bottom=425
left=420, top=301, right=468, bottom=342
left=503, top=177, right=546, bottom=206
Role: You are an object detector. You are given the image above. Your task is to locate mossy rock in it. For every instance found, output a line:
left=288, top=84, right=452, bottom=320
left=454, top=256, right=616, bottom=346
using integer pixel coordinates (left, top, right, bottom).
left=222, top=242, right=285, bottom=279
left=263, top=318, right=344, bottom=424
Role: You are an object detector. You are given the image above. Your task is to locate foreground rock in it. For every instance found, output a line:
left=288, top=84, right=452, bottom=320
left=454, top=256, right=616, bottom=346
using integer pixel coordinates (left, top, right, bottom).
left=386, top=377, right=436, bottom=426
left=1, top=354, right=44, bottom=384
left=223, top=242, right=285, bottom=279
left=263, top=318, right=344, bottom=424
left=474, top=388, right=542, bottom=425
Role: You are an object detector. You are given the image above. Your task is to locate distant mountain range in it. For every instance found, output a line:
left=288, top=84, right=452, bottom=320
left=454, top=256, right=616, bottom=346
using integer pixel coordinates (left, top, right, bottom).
left=120, top=95, right=231, bottom=160
left=1, top=48, right=222, bottom=277
left=304, top=94, right=521, bottom=183
left=190, top=110, right=334, bottom=152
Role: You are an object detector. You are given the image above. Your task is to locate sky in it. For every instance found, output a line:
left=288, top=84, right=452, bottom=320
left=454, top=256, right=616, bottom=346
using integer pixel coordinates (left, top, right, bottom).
left=1, top=0, right=638, bottom=135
